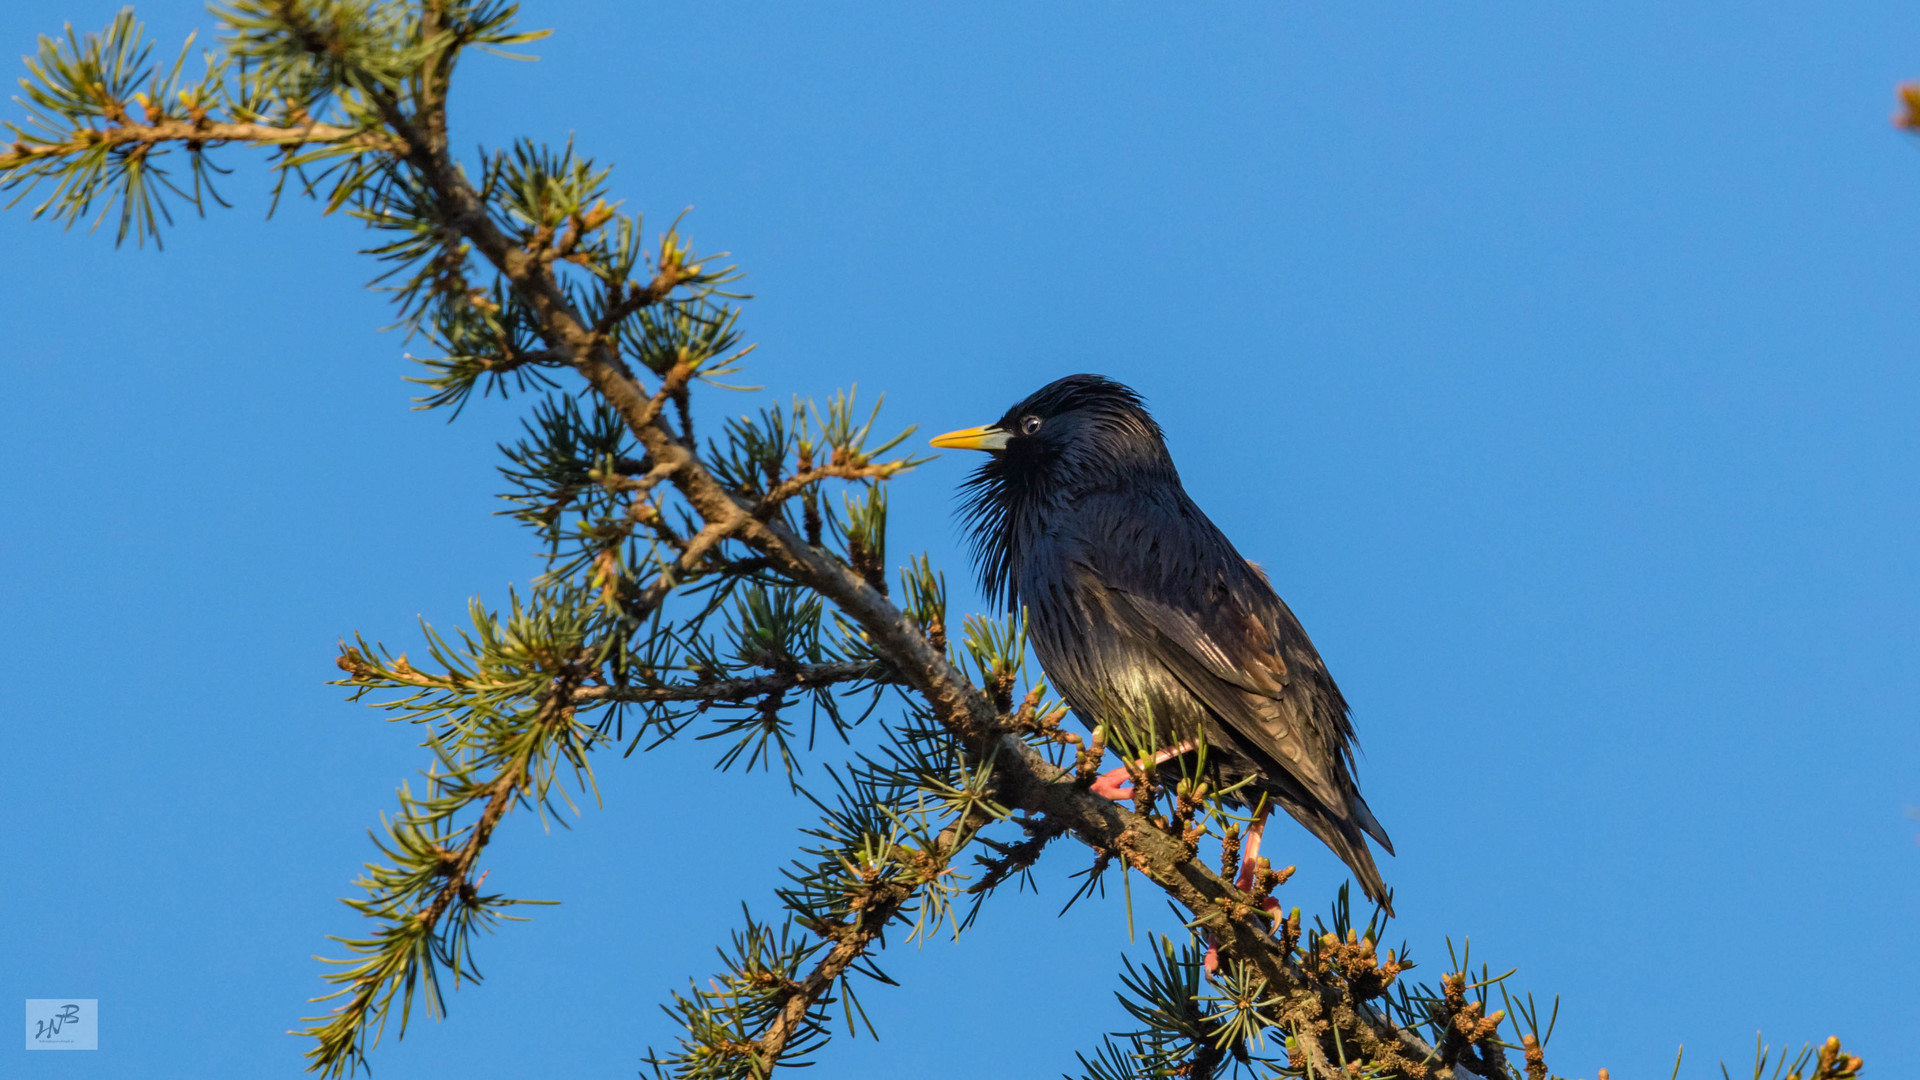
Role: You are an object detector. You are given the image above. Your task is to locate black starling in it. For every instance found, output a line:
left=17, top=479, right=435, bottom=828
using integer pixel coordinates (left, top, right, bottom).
left=931, top=374, right=1394, bottom=912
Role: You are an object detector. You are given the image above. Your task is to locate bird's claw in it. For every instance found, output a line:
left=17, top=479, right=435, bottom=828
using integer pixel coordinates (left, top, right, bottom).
left=1089, top=742, right=1197, bottom=802
left=1089, top=765, right=1135, bottom=801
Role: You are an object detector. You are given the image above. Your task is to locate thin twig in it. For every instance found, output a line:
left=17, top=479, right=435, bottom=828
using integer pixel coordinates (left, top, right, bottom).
left=576, top=661, right=892, bottom=704
left=0, top=118, right=404, bottom=170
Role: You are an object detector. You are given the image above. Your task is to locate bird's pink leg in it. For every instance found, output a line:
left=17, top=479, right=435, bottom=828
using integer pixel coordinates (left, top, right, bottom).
left=1206, top=803, right=1282, bottom=974
left=1089, top=740, right=1197, bottom=801
left=1235, top=802, right=1271, bottom=891
left=1239, top=805, right=1284, bottom=920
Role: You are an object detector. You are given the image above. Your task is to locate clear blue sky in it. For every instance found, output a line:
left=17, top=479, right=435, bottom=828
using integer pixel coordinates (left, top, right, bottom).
left=4, top=2, right=1917, bottom=1077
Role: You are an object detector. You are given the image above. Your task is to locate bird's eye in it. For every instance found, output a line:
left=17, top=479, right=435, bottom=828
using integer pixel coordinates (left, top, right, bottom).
left=1020, top=415, right=1043, bottom=435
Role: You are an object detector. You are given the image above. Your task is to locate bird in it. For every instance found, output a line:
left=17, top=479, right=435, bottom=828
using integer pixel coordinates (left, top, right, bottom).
left=929, top=373, right=1394, bottom=916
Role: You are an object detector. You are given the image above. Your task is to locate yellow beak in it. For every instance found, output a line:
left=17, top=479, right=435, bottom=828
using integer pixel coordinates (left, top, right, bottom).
left=929, top=424, right=1011, bottom=452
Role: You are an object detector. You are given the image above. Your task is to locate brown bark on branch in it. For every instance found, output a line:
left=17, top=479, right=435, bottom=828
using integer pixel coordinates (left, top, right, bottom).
left=754, top=462, right=909, bottom=518
left=0, top=118, right=404, bottom=169
left=752, top=804, right=996, bottom=1071
left=752, top=895, right=901, bottom=1069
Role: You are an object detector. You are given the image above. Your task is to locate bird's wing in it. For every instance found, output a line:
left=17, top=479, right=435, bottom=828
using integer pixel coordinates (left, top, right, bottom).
left=1112, top=586, right=1289, bottom=695
left=1102, top=583, right=1348, bottom=815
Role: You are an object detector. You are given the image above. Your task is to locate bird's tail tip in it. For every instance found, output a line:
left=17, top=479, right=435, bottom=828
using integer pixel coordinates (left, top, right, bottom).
left=1353, top=865, right=1394, bottom=919
left=1328, top=823, right=1394, bottom=918
left=1350, top=792, right=1394, bottom=856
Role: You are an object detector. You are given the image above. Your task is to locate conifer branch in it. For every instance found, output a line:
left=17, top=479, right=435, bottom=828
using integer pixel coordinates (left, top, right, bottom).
left=754, top=460, right=913, bottom=518
left=300, top=632, right=598, bottom=1078
left=0, top=118, right=403, bottom=168
left=750, top=802, right=999, bottom=1068
left=752, top=894, right=900, bottom=1067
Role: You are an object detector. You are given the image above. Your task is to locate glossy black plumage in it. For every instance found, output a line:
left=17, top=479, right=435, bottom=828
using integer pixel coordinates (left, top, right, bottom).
left=944, top=374, right=1394, bottom=908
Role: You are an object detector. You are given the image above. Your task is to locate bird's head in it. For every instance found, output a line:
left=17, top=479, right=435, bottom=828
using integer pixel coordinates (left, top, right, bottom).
left=930, top=373, right=1173, bottom=487
left=932, top=374, right=1176, bottom=604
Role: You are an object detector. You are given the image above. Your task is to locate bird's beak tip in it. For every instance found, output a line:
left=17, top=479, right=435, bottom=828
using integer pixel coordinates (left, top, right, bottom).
left=929, top=424, right=1010, bottom=452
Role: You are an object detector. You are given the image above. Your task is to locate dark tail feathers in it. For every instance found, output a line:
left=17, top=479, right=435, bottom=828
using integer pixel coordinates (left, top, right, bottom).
left=1272, top=789, right=1395, bottom=917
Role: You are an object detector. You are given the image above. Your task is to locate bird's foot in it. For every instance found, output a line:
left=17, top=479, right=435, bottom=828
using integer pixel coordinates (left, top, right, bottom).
left=1088, top=740, right=1197, bottom=802
left=1089, top=766, right=1136, bottom=801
